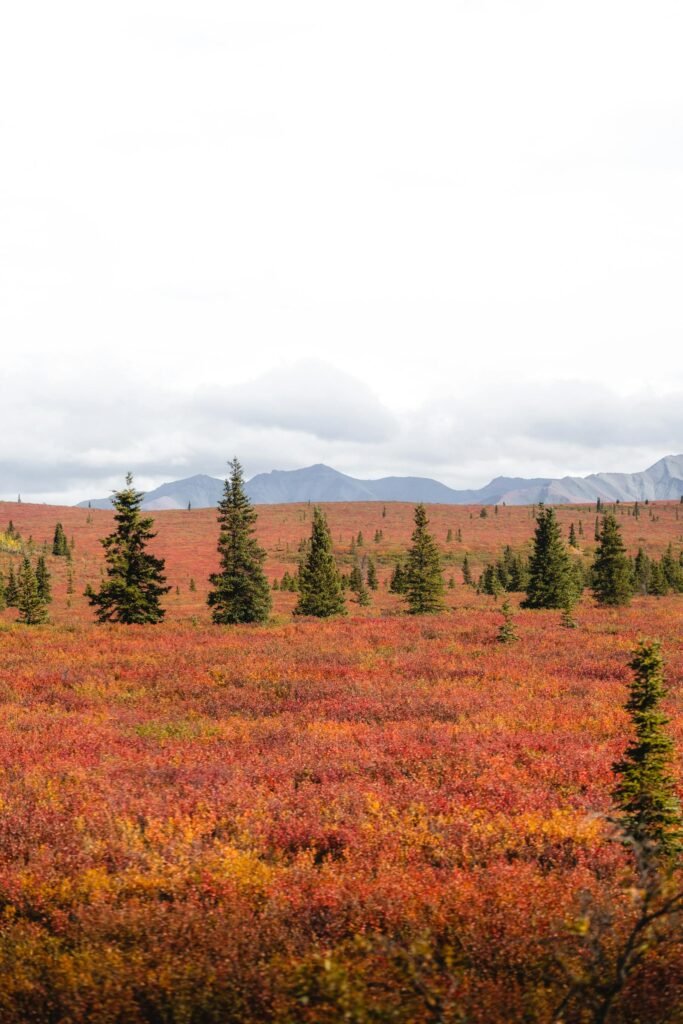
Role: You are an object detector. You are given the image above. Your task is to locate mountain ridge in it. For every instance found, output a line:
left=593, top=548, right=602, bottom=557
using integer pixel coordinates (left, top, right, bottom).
left=76, top=455, right=683, bottom=510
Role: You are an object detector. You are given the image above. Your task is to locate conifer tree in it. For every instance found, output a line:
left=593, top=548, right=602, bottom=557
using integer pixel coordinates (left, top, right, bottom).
left=612, top=641, right=683, bottom=865
left=496, top=600, right=517, bottom=643
left=366, top=556, right=378, bottom=590
left=0, top=572, right=5, bottom=612
left=35, top=555, right=51, bottom=604
left=592, top=513, right=632, bottom=607
left=294, top=507, right=346, bottom=617
left=389, top=561, right=406, bottom=594
left=522, top=504, right=573, bottom=609
left=52, top=522, right=69, bottom=556
left=462, top=553, right=473, bottom=587
left=207, top=458, right=271, bottom=625
left=568, top=522, right=578, bottom=548
left=349, top=559, right=371, bottom=606
left=5, top=566, right=18, bottom=607
left=403, top=504, right=445, bottom=614
left=86, top=473, right=170, bottom=624
left=17, top=557, right=48, bottom=625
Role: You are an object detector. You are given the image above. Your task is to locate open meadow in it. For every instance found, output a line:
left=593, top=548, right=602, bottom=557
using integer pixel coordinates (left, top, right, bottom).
left=0, top=499, right=682, bottom=1022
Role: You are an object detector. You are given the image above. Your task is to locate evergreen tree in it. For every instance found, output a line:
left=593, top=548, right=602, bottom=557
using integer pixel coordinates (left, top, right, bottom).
left=294, top=507, right=346, bottom=617
left=5, top=566, right=18, bottom=607
left=17, top=557, right=48, bottom=625
left=35, top=555, right=51, bottom=604
left=568, top=522, right=578, bottom=548
left=0, top=572, right=5, bottom=612
left=389, top=561, right=406, bottom=594
left=522, top=504, right=573, bottom=609
left=52, top=522, right=69, bottom=556
left=403, top=504, right=445, bottom=614
left=366, top=556, right=378, bottom=590
left=633, top=548, right=651, bottom=595
left=592, top=513, right=632, bottom=607
left=207, top=458, right=271, bottom=625
left=594, top=516, right=600, bottom=542
left=612, top=641, right=683, bottom=865
left=446, top=528, right=453, bottom=542
left=349, top=560, right=370, bottom=606
left=462, top=553, right=473, bottom=587
left=86, top=473, right=170, bottom=624
left=496, top=600, right=517, bottom=643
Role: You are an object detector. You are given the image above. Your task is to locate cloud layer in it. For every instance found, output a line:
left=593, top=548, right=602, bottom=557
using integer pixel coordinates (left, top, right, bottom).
left=2, top=361, right=682, bottom=504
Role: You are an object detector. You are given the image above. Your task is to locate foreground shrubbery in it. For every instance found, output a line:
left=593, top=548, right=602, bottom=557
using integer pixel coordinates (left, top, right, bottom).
left=0, top=605, right=681, bottom=1022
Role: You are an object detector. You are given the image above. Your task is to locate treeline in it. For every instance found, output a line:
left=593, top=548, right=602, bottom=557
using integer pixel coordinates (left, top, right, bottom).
left=4, top=467, right=683, bottom=627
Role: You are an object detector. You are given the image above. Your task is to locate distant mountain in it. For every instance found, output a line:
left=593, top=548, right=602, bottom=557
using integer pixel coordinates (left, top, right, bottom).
left=77, top=455, right=683, bottom=509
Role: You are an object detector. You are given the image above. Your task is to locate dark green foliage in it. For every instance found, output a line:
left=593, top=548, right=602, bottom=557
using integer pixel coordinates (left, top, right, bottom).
left=568, top=522, right=578, bottom=548
left=389, top=561, right=407, bottom=594
left=207, top=458, right=272, bottom=625
left=522, top=505, right=573, bottom=610
left=189, top=577, right=197, bottom=593
left=446, top=528, right=453, bottom=542
left=35, top=555, right=51, bottom=604
left=356, top=531, right=364, bottom=547
left=17, top=557, right=48, bottom=625
left=294, top=507, right=346, bottom=617
left=612, top=641, right=683, bottom=865
left=461, top=554, right=473, bottom=587
left=5, top=566, right=18, bottom=607
left=366, top=557, right=378, bottom=591
left=594, top=516, right=600, bottom=542
left=591, top=514, right=632, bottom=607
left=52, top=522, right=69, bottom=556
left=479, top=507, right=488, bottom=519
left=349, top=560, right=371, bottom=606
left=0, top=572, right=5, bottom=612
left=86, top=473, right=170, bottom=624
left=403, top=505, right=445, bottom=614
left=496, top=600, right=517, bottom=644
left=480, top=545, right=529, bottom=595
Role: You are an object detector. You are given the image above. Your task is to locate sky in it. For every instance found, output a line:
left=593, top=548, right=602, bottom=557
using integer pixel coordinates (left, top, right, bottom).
left=1, top=1, right=683, bottom=503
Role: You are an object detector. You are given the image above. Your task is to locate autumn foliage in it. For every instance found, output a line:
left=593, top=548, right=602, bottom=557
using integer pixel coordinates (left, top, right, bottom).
left=0, top=497, right=681, bottom=1021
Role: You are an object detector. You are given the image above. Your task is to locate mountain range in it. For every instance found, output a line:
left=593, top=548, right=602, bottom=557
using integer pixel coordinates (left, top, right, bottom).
left=77, top=455, right=683, bottom=509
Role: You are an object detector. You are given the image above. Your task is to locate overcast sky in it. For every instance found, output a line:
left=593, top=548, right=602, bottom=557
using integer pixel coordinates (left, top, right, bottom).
left=2, top=1, right=682, bottom=503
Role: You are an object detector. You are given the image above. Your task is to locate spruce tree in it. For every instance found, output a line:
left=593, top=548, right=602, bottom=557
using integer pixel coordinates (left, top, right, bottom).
left=462, top=553, right=473, bottom=587
left=0, top=572, right=5, bottom=612
left=35, top=555, right=51, bottom=604
left=403, top=504, right=445, bottom=614
left=612, top=641, right=683, bottom=865
left=86, top=473, right=170, bottom=624
left=522, top=504, right=573, bottom=609
left=568, top=522, right=578, bottom=548
left=207, top=458, right=271, bottom=625
left=389, top=561, right=406, bottom=594
left=592, top=513, right=632, bottom=607
left=294, top=507, right=346, bottom=617
left=52, top=522, right=69, bottom=556
left=366, top=556, right=378, bottom=591
left=496, top=600, right=517, bottom=644
left=17, top=557, right=48, bottom=625
left=5, top=566, right=18, bottom=607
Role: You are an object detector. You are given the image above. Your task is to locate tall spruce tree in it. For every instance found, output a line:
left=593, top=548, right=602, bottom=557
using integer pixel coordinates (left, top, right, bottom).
left=522, top=504, right=573, bottom=609
left=612, top=641, right=682, bottom=865
left=52, top=522, right=69, bottom=556
left=17, top=557, right=48, bottom=625
left=86, top=473, right=169, bottom=624
left=294, top=507, right=346, bottom=617
left=5, top=566, right=18, bottom=607
left=207, top=458, right=271, bottom=625
left=592, top=513, right=632, bottom=607
left=403, top=504, right=445, bottom=614
left=35, top=555, right=51, bottom=604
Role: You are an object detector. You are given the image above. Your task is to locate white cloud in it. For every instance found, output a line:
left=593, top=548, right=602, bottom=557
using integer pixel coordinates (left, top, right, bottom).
left=1, top=2, right=682, bottom=500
